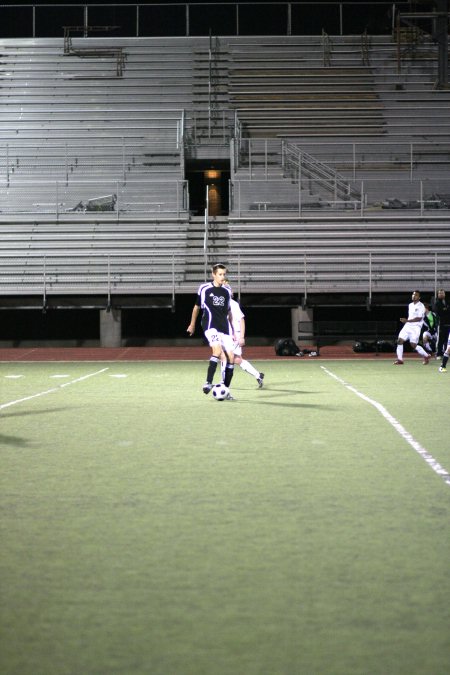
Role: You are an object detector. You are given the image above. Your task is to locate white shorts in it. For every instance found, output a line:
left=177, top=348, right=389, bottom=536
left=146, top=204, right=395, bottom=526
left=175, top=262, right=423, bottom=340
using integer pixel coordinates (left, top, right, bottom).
left=399, top=323, right=421, bottom=344
left=232, top=340, right=242, bottom=357
left=204, top=328, right=234, bottom=354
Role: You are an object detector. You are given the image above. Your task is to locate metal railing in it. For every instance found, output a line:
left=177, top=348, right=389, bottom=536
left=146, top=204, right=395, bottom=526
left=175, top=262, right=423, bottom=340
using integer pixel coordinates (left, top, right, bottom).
left=233, top=136, right=450, bottom=186
left=230, top=177, right=450, bottom=217
left=0, top=179, right=190, bottom=220
left=1, top=135, right=184, bottom=188
left=0, top=2, right=406, bottom=39
left=1, top=249, right=449, bottom=301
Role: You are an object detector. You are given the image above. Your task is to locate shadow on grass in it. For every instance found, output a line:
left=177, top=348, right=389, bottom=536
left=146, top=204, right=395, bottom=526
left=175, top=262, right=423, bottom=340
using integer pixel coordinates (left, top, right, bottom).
left=0, top=433, right=32, bottom=448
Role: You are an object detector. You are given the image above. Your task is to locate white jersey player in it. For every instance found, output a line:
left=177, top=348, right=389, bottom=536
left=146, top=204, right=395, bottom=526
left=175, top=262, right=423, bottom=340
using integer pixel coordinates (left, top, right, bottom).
left=221, top=290, right=265, bottom=388
left=394, top=290, right=430, bottom=365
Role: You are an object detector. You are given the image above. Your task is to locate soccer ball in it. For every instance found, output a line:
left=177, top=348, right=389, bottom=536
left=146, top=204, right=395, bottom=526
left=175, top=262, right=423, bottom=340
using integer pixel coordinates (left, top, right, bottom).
left=212, top=383, right=229, bottom=401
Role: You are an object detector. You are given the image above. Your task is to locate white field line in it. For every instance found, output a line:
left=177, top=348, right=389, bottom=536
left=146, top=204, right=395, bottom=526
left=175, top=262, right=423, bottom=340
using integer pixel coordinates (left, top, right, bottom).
left=0, top=367, right=109, bottom=411
left=321, top=366, right=450, bottom=488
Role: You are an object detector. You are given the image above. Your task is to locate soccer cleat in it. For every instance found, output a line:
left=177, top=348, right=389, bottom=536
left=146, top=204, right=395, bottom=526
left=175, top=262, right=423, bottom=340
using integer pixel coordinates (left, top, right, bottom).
left=393, top=360, right=404, bottom=365
left=439, top=366, right=447, bottom=373
left=257, top=372, right=265, bottom=388
left=225, top=392, right=235, bottom=401
left=202, top=383, right=212, bottom=394
left=423, top=356, right=430, bottom=365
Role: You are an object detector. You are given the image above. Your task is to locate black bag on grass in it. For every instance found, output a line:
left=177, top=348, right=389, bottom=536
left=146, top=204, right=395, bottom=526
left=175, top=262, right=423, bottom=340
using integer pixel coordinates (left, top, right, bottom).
left=274, top=338, right=300, bottom=356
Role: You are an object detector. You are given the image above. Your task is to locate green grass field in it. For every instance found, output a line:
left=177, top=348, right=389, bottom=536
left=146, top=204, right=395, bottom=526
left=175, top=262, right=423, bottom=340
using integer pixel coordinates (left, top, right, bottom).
left=1, top=358, right=450, bottom=675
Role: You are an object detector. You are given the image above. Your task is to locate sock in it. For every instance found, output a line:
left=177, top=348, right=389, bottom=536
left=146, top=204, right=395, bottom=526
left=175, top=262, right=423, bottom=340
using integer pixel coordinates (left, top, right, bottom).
left=415, top=345, right=428, bottom=358
left=220, top=359, right=226, bottom=382
left=443, top=354, right=449, bottom=368
left=224, top=364, right=234, bottom=387
left=425, top=343, right=432, bottom=353
left=396, top=344, right=403, bottom=361
left=206, top=357, right=219, bottom=383
left=240, top=359, right=260, bottom=379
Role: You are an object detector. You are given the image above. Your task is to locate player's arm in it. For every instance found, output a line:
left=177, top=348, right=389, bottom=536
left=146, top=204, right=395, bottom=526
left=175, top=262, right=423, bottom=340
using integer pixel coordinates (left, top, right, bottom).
left=187, top=304, right=200, bottom=336
left=238, top=317, right=246, bottom=346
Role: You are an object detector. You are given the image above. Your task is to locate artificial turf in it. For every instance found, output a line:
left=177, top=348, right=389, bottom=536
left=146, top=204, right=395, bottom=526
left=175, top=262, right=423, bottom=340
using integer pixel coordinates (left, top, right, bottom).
left=1, top=360, right=449, bottom=674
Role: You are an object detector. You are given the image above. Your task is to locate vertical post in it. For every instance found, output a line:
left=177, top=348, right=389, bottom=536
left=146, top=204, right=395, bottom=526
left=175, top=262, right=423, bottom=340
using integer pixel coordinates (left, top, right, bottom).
left=353, top=142, right=356, bottom=180
left=368, top=252, right=372, bottom=305
left=236, top=3, right=239, bottom=36
left=237, top=253, right=241, bottom=302
left=339, top=2, right=343, bottom=35
left=264, top=139, right=268, bottom=180
left=136, top=4, right=139, bottom=37
left=122, top=137, right=126, bottom=184
left=249, top=140, right=252, bottom=180
left=238, top=180, right=241, bottom=218
left=204, top=185, right=209, bottom=278
left=65, top=142, right=68, bottom=186
left=6, top=143, right=9, bottom=186
left=84, top=6, right=88, bottom=37
left=360, top=180, right=364, bottom=216
left=298, top=152, right=302, bottom=217
left=43, top=255, right=47, bottom=310
left=303, top=253, right=307, bottom=306
left=186, top=4, right=189, bottom=37
left=298, top=173, right=302, bottom=217
left=171, top=254, right=175, bottom=309
left=116, top=181, right=119, bottom=223
left=208, top=31, right=212, bottom=140
left=410, top=142, right=413, bottom=181
left=434, top=252, right=438, bottom=296
left=32, top=6, right=36, bottom=38
left=287, top=2, right=292, bottom=36
left=55, top=182, right=59, bottom=222
left=420, top=180, right=424, bottom=216
left=107, top=254, right=111, bottom=311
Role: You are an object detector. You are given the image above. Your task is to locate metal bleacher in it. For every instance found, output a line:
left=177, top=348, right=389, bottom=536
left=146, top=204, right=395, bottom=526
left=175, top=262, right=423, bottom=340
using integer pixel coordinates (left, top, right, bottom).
left=0, top=27, right=449, bottom=302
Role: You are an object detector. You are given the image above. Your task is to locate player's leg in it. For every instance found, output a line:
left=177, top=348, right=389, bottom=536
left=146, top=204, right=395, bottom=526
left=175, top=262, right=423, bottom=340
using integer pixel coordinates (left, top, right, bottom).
left=411, top=340, right=429, bottom=363
left=394, top=336, right=405, bottom=364
left=203, top=329, right=222, bottom=393
left=423, top=331, right=433, bottom=354
left=440, top=338, right=450, bottom=372
left=221, top=334, right=235, bottom=389
left=239, top=356, right=264, bottom=387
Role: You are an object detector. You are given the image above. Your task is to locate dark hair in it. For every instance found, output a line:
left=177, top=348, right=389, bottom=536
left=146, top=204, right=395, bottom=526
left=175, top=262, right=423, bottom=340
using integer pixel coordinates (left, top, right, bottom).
left=212, top=263, right=227, bottom=273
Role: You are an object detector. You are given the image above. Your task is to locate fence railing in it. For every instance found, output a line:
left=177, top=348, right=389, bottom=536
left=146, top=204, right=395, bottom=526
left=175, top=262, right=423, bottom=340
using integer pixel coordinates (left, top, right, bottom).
left=230, top=177, right=450, bottom=217
left=0, top=2, right=405, bottom=39
left=234, top=137, right=450, bottom=181
left=0, top=179, right=190, bottom=219
left=1, top=250, right=449, bottom=301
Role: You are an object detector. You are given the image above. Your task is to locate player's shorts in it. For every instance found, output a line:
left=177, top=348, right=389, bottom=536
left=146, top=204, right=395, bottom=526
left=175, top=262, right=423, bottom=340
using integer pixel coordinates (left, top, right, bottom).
left=422, top=330, right=436, bottom=341
left=399, top=323, right=422, bottom=344
left=204, top=328, right=234, bottom=354
left=232, top=341, right=242, bottom=357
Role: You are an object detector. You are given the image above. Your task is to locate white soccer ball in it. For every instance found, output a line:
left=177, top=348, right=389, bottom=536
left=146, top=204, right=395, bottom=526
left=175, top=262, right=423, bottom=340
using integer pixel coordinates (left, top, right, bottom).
left=212, top=383, right=229, bottom=401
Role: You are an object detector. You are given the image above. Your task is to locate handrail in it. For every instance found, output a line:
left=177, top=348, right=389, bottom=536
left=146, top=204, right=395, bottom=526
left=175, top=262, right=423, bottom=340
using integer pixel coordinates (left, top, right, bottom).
left=322, top=29, right=332, bottom=67
left=284, top=142, right=362, bottom=202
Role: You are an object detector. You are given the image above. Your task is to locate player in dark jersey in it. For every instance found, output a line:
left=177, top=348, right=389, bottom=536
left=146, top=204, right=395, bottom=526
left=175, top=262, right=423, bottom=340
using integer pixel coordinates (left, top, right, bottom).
left=187, top=263, right=235, bottom=396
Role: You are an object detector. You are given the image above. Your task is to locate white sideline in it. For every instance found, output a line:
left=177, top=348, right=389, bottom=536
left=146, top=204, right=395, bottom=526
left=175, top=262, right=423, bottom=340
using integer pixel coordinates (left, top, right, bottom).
left=0, top=368, right=109, bottom=410
left=321, top=366, right=450, bottom=488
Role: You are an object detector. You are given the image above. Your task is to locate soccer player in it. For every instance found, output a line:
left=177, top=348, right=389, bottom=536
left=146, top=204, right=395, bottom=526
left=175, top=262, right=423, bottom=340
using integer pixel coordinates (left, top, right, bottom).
left=394, top=290, right=430, bottom=365
left=221, top=284, right=265, bottom=388
left=422, top=302, right=438, bottom=356
left=187, top=263, right=235, bottom=397
left=432, top=288, right=450, bottom=357
left=439, top=334, right=450, bottom=372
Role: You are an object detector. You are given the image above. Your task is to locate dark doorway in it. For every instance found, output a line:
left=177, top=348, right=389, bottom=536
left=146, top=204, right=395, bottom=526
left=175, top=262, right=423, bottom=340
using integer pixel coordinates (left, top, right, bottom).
left=185, top=160, right=230, bottom=216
